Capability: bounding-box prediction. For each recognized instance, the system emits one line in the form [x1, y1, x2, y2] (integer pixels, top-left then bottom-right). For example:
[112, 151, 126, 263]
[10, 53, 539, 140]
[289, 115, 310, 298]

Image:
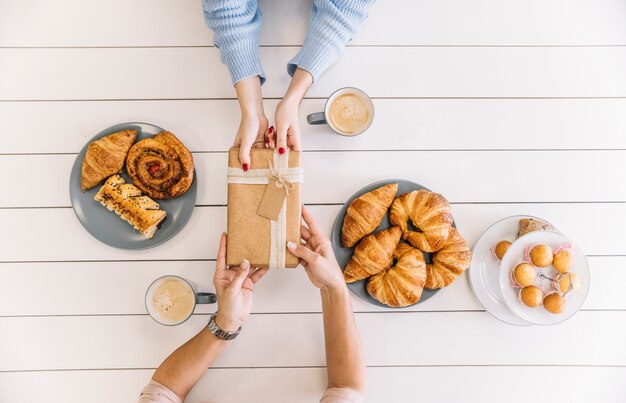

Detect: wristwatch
[207, 313, 241, 341]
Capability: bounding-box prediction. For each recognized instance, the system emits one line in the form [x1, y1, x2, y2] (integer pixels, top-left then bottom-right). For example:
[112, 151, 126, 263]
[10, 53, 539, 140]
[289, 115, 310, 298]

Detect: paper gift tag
[258, 178, 287, 221]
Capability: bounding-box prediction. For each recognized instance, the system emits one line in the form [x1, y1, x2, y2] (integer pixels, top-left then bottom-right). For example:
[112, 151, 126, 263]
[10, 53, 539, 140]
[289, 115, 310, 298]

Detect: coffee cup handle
[195, 292, 217, 304]
[307, 112, 327, 125]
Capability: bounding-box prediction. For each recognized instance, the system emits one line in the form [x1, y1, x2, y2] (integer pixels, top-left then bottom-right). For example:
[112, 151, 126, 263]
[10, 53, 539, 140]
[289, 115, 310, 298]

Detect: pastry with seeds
[94, 175, 166, 239]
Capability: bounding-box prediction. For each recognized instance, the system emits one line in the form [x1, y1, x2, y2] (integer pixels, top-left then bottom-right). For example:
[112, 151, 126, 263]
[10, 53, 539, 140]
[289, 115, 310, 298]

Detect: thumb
[231, 259, 251, 291]
[275, 124, 287, 155]
[239, 137, 254, 172]
[287, 241, 317, 264]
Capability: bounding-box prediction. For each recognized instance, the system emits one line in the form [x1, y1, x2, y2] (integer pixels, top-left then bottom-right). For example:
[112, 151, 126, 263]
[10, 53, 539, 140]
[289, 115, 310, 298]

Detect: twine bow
[267, 159, 295, 196]
[226, 149, 303, 269]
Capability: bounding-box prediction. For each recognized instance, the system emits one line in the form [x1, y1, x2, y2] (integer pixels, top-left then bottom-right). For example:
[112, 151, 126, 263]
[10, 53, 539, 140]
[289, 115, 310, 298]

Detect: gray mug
[145, 275, 216, 326]
[307, 87, 375, 136]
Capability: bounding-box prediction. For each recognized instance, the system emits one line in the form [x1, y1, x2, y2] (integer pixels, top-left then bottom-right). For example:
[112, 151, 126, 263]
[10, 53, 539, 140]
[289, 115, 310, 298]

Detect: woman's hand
[271, 98, 301, 153]
[234, 76, 270, 171]
[234, 112, 269, 171]
[287, 206, 345, 291]
[267, 68, 312, 154]
[213, 233, 269, 331]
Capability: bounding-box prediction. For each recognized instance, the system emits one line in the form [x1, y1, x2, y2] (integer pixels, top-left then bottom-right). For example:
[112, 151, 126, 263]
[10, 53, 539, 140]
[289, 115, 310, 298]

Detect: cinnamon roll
[126, 131, 194, 199]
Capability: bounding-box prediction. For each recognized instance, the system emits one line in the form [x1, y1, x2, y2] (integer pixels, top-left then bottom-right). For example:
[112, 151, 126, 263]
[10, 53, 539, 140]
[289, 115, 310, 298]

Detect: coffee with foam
[328, 93, 372, 135]
[147, 277, 195, 325]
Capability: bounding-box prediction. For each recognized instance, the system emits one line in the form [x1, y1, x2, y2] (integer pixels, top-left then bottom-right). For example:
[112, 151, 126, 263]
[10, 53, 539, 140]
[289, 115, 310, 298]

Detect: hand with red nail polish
[233, 77, 269, 170]
[272, 68, 312, 154]
[274, 100, 301, 153]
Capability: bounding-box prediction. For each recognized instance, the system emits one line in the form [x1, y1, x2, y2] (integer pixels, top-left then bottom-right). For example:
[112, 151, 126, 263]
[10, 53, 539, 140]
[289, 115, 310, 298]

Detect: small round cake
[494, 240, 511, 260]
[552, 249, 573, 273]
[511, 263, 536, 287]
[530, 244, 553, 267]
[543, 292, 566, 314]
[519, 285, 543, 307]
[554, 272, 581, 295]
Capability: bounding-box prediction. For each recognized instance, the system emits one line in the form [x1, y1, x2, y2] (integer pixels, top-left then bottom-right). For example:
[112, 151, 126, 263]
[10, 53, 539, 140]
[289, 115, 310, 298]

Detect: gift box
[227, 147, 303, 269]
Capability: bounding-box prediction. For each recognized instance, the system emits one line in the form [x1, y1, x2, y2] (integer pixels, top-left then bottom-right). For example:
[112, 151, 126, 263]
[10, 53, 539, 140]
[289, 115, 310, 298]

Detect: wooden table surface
[1, 1, 626, 402]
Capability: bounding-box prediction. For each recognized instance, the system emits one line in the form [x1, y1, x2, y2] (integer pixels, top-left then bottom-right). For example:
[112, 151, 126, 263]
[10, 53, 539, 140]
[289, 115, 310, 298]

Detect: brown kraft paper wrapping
[227, 147, 302, 268]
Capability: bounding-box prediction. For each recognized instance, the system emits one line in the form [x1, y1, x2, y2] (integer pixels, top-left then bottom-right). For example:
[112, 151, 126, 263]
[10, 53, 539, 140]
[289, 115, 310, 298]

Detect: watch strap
[207, 313, 241, 341]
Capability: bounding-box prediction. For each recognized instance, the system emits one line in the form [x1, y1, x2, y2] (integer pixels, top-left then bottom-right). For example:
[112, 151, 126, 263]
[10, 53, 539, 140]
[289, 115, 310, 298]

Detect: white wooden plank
[1, 311, 624, 370]
[2, 0, 625, 47]
[0, 0, 211, 48]
[0, 256, 621, 316]
[3, 150, 626, 208]
[452, 203, 626, 259]
[0, 203, 624, 262]
[3, 98, 626, 154]
[1, 366, 625, 403]
[0, 261, 470, 316]
[2, 47, 626, 100]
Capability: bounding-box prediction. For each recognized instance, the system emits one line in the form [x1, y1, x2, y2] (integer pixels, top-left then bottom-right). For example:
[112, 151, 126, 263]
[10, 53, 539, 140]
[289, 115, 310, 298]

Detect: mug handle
[307, 112, 327, 125]
[195, 292, 217, 304]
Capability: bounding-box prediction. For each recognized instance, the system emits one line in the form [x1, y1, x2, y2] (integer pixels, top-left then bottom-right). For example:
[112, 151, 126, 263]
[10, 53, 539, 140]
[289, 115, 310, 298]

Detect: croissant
[341, 183, 397, 248]
[126, 131, 194, 199]
[343, 226, 402, 283]
[367, 243, 427, 307]
[518, 218, 554, 238]
[94, 175, 167, 239]
[425, 227, 472, 288]
[81, 129, 137, 191]
[389, 190, 453, 252]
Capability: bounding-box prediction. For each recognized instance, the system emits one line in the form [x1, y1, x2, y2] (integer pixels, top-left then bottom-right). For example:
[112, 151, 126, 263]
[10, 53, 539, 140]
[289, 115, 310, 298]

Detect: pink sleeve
[320, 387, 364, 403]
[138, 380, 182, 403]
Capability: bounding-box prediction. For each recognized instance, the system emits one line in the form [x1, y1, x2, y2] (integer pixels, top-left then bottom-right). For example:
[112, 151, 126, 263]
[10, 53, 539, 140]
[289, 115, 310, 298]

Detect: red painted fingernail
[269, 126, 275, 134]
[243, 163, 249, 172]
[279, 147, 285, 154]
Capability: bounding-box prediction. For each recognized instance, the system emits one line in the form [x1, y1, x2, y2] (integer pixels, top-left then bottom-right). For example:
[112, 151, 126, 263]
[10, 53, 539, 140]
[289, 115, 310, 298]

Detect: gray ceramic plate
[331, 179, 444, 308]
[69, 122, 197, 250]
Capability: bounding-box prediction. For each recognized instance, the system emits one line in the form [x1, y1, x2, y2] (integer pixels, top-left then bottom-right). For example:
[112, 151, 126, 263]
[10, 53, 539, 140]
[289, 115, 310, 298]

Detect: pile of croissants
[341, 183, 472, 307]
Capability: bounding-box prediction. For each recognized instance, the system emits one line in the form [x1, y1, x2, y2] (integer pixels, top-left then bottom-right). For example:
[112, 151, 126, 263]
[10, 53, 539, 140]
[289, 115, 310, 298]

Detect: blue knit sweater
[203, 0, 374, 84]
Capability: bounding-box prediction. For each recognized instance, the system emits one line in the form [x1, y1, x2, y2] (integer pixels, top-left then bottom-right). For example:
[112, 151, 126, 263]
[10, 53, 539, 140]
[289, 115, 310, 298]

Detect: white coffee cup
[145, 275, 216, 326]
[307, 87, 375, 136]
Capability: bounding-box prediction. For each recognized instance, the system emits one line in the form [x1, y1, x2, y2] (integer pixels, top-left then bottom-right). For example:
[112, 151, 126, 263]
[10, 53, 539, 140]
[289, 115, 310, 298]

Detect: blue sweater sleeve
[203, 0, 265, 85]
[288, 0, 375, 82]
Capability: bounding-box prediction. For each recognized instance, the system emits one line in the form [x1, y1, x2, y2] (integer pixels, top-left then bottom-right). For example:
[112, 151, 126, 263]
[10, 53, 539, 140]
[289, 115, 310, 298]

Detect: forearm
[320, 285, 365, 392]
[283, 68, 313, 105]
[235, 76, 264, 116]
[287, 0, 374, 81]
[152, 327, 228, 401]
[202, 0, 264, 84]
